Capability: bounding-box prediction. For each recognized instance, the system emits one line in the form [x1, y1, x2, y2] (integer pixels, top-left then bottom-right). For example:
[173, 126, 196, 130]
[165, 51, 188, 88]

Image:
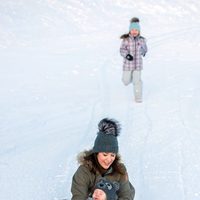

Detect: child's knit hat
[129, 22, 140, 31]
[129, 17, 140, 31]
[94, 178, 119, 200]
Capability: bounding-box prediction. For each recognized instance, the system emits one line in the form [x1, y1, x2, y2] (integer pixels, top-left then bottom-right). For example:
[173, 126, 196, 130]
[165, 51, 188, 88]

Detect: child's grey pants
[122, 70, 142, 100]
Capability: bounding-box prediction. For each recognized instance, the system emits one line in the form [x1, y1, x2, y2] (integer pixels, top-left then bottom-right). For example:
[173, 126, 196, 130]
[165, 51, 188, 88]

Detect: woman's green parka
[71, 150, 135, 200]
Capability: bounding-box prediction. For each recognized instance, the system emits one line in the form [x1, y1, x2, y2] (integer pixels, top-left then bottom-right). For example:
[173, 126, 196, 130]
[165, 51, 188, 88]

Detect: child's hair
[120, 17, 140, 39]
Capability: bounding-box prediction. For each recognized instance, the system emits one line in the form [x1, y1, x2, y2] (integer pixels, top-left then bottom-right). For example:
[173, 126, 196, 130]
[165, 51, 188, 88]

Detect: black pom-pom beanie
[92, 118, 121, 153]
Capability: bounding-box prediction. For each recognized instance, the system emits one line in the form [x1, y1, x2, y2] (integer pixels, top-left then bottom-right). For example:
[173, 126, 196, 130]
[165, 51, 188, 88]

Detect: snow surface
[1, 0, 200, 200]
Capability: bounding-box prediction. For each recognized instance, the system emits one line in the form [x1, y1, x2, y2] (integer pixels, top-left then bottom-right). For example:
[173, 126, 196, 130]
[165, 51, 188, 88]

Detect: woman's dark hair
[84, 152, 126, 176]
[111, 154, 126, 176]
[84, 152, 99, 174]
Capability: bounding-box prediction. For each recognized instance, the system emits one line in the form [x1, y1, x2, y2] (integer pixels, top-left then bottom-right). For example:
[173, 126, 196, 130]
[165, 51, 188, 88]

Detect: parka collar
[129, 34, 140, 40]
[102, 167, 113, 176]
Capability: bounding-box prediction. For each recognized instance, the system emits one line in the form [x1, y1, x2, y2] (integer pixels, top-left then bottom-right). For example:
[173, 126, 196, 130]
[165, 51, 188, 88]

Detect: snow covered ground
[1, 0, 200, 199]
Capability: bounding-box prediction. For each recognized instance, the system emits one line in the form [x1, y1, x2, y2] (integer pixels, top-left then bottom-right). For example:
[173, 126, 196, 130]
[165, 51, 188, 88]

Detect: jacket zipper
[134, 38, 137, 67]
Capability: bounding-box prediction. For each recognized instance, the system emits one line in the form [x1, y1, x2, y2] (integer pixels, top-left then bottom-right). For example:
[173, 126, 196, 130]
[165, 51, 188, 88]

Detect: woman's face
[97, 152, 116, 169]
[92, 189, 107, 200]
[130, 29, 139, 37]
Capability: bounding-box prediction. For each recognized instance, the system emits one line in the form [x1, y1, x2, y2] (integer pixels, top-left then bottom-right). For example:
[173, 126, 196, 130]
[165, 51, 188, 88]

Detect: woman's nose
[106, 156, 112, 162]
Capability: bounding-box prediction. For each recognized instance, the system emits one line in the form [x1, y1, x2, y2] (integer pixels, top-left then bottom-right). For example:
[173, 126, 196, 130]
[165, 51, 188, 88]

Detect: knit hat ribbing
[129, 22, 140, 31]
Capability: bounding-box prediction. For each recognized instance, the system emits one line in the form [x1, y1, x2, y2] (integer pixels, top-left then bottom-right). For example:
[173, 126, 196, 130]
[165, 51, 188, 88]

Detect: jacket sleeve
[71, 165, 93, 200]
[120, 39, 129, 58]
[140, 38, 148, 56]
[117, 164, 135, 200]
[118, 179, 135, 200]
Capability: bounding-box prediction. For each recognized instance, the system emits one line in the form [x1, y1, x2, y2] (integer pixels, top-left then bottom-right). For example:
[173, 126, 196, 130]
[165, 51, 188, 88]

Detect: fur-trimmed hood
[120, 33, 146, 40]
[77, 150, 95, 172]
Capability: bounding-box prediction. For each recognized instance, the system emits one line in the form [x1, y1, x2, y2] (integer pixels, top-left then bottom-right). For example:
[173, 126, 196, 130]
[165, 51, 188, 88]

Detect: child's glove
[126, 54, 133, 61]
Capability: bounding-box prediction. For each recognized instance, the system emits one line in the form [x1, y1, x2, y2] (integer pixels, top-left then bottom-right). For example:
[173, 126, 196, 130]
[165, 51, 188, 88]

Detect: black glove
[126, 54, 133, 61]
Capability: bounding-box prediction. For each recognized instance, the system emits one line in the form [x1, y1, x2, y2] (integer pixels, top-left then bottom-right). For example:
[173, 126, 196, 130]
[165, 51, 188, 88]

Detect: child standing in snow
[92, 178, 119, 200]
[120, 17, 147, 103]
[71, 118, 135, 200]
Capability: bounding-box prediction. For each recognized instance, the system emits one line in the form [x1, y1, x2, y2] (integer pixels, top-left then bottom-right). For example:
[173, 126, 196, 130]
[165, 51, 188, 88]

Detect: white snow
[0, 0, 200, 200]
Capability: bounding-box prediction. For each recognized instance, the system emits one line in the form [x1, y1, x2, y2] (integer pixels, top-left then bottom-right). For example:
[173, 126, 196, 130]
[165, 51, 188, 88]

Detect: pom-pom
[130, 17, 140, 23]
[98, 118, 121, 136]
